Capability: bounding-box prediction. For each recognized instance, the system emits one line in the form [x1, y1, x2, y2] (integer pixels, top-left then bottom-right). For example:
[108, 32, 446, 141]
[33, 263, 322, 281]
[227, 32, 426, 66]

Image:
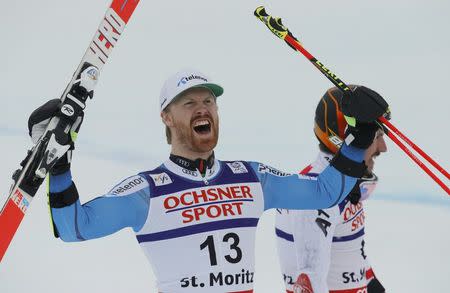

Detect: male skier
[28, 69, 389, 292]
[276, 86, 386, 293]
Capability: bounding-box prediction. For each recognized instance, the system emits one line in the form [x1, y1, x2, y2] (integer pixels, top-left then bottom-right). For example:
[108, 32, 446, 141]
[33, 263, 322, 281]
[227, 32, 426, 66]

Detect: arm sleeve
[291, 207, 339, 293]
[49, 171, 150, 242]
[251, 144, 365, 211]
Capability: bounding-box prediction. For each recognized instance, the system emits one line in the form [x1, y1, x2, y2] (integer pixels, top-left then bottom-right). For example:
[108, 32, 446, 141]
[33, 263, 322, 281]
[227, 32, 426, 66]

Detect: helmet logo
[329, 134, 343, 148]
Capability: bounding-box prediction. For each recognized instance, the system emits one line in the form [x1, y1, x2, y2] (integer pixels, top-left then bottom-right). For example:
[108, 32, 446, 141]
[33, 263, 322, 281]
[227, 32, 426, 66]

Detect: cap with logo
[159, 69, 224, 111]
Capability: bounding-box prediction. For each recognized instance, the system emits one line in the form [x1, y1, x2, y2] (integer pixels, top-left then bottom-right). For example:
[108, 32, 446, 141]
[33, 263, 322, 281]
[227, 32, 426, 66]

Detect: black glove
[341, 86, 390, 149]
[341, 86, 389, 123]
[28, 99, 84, 175]
[344, 122, 381, 149]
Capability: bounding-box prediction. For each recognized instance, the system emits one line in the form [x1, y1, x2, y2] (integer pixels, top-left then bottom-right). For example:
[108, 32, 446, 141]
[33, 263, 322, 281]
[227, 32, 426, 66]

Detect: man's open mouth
[193, 119, 211, 134]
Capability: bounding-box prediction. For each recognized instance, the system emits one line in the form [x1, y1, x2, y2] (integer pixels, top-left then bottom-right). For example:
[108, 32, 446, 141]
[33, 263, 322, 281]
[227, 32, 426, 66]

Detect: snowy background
[1, 0, 449, 292]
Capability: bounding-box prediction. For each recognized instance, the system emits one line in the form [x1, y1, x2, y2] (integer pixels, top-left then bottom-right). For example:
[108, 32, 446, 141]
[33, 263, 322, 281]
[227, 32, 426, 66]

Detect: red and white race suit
[276, 152, 379, 293]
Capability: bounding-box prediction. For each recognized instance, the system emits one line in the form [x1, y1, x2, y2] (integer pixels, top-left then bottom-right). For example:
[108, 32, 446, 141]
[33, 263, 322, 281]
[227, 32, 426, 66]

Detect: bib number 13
[200, 233, 242, 266]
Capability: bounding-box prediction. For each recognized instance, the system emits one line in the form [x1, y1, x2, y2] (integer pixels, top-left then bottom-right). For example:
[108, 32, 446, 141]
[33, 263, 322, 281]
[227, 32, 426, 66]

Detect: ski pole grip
[254, 6, 289, 41]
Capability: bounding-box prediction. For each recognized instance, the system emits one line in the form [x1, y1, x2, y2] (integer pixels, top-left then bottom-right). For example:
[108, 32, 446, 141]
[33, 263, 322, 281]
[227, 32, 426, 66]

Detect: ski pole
[379, 116, 449, 180]
[381, 124, 450, 194]
[254, 6, 450, 194]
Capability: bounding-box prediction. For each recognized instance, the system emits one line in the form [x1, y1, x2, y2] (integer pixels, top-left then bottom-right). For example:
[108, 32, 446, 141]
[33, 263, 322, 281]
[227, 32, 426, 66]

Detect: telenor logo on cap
[160, 69, 223, 112]
[177, 74, 208, 87]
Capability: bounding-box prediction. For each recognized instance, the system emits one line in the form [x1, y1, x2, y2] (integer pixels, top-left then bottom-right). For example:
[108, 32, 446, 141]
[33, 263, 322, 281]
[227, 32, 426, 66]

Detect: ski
[0, 0, 141, 262]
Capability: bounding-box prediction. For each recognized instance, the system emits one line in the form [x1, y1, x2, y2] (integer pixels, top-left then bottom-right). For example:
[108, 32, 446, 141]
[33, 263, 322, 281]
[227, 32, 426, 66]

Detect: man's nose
[194, 105, 209, 116]
[379, 136, 388, 153]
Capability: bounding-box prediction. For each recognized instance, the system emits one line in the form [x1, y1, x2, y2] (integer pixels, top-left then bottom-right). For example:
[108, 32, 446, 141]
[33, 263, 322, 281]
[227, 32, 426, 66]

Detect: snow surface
[1, 0, 449, 292]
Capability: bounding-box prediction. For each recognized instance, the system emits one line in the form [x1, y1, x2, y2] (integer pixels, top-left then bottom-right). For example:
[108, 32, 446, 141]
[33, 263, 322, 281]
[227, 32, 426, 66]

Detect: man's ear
[161, 110, 173, 127]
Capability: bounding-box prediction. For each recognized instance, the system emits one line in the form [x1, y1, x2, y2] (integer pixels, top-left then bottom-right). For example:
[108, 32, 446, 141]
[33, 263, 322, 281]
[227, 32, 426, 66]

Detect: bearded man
[28, 69, 389, 293]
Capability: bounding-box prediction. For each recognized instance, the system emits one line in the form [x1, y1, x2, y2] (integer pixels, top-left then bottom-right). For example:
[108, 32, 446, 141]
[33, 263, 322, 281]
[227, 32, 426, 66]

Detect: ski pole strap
[49, 182, 79, 208]
[330, 151, 367, 178]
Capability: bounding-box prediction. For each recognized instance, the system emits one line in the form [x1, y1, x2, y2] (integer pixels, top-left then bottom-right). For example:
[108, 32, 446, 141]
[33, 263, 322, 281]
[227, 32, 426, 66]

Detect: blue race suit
[49, 145, 364, 292]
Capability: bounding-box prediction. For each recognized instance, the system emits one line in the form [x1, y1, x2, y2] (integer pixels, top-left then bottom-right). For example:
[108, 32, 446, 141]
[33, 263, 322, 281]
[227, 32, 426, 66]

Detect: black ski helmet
[314, 86, 357, 154]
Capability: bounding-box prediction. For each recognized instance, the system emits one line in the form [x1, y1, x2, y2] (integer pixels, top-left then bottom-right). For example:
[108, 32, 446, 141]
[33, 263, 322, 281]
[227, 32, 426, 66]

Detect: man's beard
[173, 117, 219, 153]
[365, 151, 380, 176]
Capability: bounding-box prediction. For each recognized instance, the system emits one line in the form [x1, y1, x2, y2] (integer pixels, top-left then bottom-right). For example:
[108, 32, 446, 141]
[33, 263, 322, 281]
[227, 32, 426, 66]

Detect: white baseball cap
[159, 69, 224, 111]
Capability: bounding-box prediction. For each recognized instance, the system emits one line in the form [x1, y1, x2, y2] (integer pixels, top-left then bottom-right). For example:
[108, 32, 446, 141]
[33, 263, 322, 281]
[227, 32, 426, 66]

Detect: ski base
[0, 187, 31, 261]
